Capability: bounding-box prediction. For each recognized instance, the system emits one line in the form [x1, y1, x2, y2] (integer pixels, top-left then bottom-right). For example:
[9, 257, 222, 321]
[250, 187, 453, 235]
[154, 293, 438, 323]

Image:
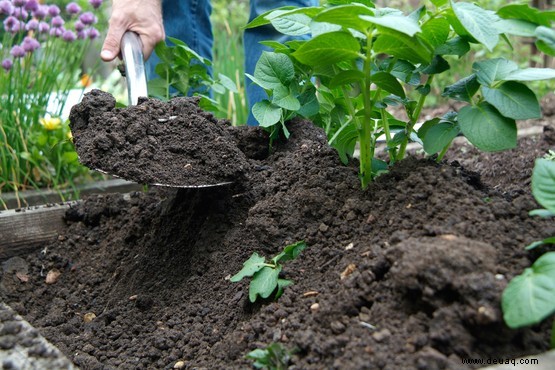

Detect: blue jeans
[146, 0, 319, 126]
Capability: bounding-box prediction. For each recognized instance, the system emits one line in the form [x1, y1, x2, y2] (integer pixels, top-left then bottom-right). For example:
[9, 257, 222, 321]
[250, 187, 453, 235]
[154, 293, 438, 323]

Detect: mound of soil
[69, 90, 249, 187]
[2, 94, 555, 369]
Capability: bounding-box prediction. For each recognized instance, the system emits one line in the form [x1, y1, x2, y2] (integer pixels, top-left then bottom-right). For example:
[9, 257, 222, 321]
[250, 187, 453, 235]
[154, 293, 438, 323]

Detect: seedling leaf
[254, 52, 296, 89]
[230, 253, 267, 282]
[502, 68, 555, 81]
[442, 74, 480, 102]
[473, 58, 519, 86]
[532, 159, 555, 213]
[451, 1, 500, 51]
[292, 31, 360, 66]
[502, 252, 555, 328]
[249, 266, 281, 302]
[273, 241, 307, 264]
[252, 100, 283, 127]
[482, 82, 541, 120]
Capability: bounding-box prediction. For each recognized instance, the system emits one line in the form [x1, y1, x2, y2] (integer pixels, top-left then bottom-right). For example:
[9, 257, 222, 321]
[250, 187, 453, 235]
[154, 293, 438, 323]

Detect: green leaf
[217, 73, 238, 93]
[502, 252, 555, 328]
[420, 17, 450, 49]
[313, 4, 375, 32]
[503, 68, 555, 82]
[297, 87, 320, 118]
[249, 266, 281, 302]
[526, 237, 555, 250]
[421, 55, 450, 75]
[271, 13, 312, 36]
[451, 1, 500, 51]
[275, 278, 293, 300]
[458, 102, 517, 152]
[273, 241, 307, 264]
[532, 158, 555, 213]
[422, 122, 460, 155]
[254, 52, 296, 89]
[529, 209, 555, 218]
[371, 72, 405, 98]
[230, 253, 267, 282]
[329, 70, 366, 88]
[536, 26, 555, 57]
[435, 36, 470, 56]
[62, 151, 79, 163]
[495, 19, 538, 37]
[252, 100, 283, 127]
[292, 32, 360, 66]
[482, 82, 541, 120]
[246, 6, 298, 29]
[272, 85, 301, 111]
[359, 14, 421, 37]
[442, 74, 480, 102]
[431, 0, 448, 7]
[497, 3, 552, 27]
[473, 58, 519, 86]
[373, 33, 433, 64]
[330, 123, 359, 164]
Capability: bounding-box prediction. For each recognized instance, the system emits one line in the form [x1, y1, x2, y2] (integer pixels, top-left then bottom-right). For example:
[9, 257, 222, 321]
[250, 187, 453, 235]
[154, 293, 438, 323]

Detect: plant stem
[397, 74, 435, 160]
[359, 31, 375, 189]
[380, 108, 397, 163]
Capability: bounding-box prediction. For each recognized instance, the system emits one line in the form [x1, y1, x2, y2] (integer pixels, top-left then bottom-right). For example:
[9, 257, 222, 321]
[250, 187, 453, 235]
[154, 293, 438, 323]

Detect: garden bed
[1, 92, 554, 369]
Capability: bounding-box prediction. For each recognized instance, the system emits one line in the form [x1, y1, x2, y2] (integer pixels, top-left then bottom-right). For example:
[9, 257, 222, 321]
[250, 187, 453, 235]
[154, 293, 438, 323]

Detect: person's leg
[146, 0, 213, 82]
[244, 0, 319, 126]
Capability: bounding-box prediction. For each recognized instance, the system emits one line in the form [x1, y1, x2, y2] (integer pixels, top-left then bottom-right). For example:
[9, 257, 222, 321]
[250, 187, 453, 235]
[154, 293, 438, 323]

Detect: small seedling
[246, 342, 292, 370]
[231, 241, 306, 303]
[502, 156, 555, 348]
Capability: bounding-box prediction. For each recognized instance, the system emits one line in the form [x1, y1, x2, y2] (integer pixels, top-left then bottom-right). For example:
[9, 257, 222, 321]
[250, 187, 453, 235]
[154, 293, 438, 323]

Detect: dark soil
[69, 90, 249, 187]
[1, 93, 555, 370]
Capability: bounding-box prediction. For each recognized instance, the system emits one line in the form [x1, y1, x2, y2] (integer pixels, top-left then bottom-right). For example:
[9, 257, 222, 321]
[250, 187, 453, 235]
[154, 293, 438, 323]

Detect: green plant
[502, 156, 555, 348]
[1, 0, 105, 205]
[246, 342, 292, 370]
[230, 241, 306, 303]
[147, 37, 238, 117]
[246, 0, 555, 189]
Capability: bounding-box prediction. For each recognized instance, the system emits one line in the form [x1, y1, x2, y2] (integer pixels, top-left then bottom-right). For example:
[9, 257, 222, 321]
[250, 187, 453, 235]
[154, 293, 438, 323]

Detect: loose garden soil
[1, 91, 555, 369]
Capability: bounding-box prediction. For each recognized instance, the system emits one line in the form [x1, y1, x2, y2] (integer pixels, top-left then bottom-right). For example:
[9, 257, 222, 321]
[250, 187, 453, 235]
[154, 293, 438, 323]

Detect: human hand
[101, 0, 165, 62]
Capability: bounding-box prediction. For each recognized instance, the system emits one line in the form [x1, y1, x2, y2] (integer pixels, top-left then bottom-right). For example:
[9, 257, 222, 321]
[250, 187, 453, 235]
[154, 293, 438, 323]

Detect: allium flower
[89, 0, 103, 9]
[66, 2, 81, 15]
[1, 58, 13, 72]
[77, 29, 87, 39]
[88, 28, 100, 40]
[38, 21, 49, 33]
[49, 27, 63, 38]
[13, 7, 28, 20]
[62, 29, 76, 42]
[13, 0, 27, 7]
[25, 19, 38, 30]
[32, 4, 47, 19]
[10, 45, 26, 58]
[24, 0, 38, 12]
[22, 36, 40, 52]
[79, 12, 96, 25]
[51, 15, 64, 28]
[4, 16, 21, 33]
[48, 4, 60, 17]
[74, 20, 84, 32]
[40, 117, 62, 131]
[0, 0, 14, 15]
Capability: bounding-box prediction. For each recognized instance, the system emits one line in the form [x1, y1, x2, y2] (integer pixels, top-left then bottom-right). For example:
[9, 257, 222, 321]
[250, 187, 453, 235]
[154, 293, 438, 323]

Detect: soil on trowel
[69, 90, 249, 187]
[2, 95, 555, 369]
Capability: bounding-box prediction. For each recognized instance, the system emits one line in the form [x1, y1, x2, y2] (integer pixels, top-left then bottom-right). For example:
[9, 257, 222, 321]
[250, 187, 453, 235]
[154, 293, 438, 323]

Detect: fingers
[100, 0, 165, 62]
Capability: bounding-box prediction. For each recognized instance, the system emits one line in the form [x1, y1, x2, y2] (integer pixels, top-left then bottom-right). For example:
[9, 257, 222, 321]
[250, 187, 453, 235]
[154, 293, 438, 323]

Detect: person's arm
[100, 0, 165, 62]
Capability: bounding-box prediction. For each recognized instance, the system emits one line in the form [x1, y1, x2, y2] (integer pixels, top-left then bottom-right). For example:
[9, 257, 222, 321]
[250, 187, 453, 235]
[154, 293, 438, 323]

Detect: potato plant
[246, 0, 555, 189]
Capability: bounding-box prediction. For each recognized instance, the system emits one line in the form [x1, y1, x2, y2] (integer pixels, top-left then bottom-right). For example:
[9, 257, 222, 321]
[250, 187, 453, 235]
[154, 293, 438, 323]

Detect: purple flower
[2, 58, 13, 72]
[25, 19, 38, 31]
[0, 0, 14, 15]
[62, 29, 76, 42]
[13, 0, 27, 7]
[22, 36, 40, 52]
[48, 4, 60, 17]
[88, 27, 100, 40]
[10, 45, 26, 58]
[13, 7, 28, 20]
[4, 16, 21, 33]
[79, 12, 96, 26]
[77, 29, 87, 39]
[66, 2, 81, 15]
[49, 27, 64, 38]
[51, 15, 64, 28]
[32, 4, 47, 19]
[24, 0, 38, 12]
[89, 0, 103, 9]
[38, 21, 49, 33]
[74, 20, 85, 32]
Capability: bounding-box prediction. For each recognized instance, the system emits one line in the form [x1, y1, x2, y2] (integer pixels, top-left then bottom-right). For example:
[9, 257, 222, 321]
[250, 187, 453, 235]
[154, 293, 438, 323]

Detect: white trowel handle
[121, 31, 148, 106]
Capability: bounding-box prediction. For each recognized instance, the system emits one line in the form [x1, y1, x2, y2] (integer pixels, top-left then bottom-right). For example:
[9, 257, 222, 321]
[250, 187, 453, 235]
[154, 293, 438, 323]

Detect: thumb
[101, 27, 124, 61]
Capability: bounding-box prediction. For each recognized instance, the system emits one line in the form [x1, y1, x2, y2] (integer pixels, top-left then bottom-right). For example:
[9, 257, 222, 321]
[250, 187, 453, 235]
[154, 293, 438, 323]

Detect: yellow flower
[67, 130, 73, 142]
[39, 117, 62, 131]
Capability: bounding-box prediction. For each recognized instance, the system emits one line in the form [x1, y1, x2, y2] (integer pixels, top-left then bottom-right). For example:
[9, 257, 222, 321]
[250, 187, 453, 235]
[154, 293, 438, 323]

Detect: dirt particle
[83, 313, 96, 323]
[372, 328, 391, 342]
[45, 269, 61, 284]
[340, 264, 357, 280]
